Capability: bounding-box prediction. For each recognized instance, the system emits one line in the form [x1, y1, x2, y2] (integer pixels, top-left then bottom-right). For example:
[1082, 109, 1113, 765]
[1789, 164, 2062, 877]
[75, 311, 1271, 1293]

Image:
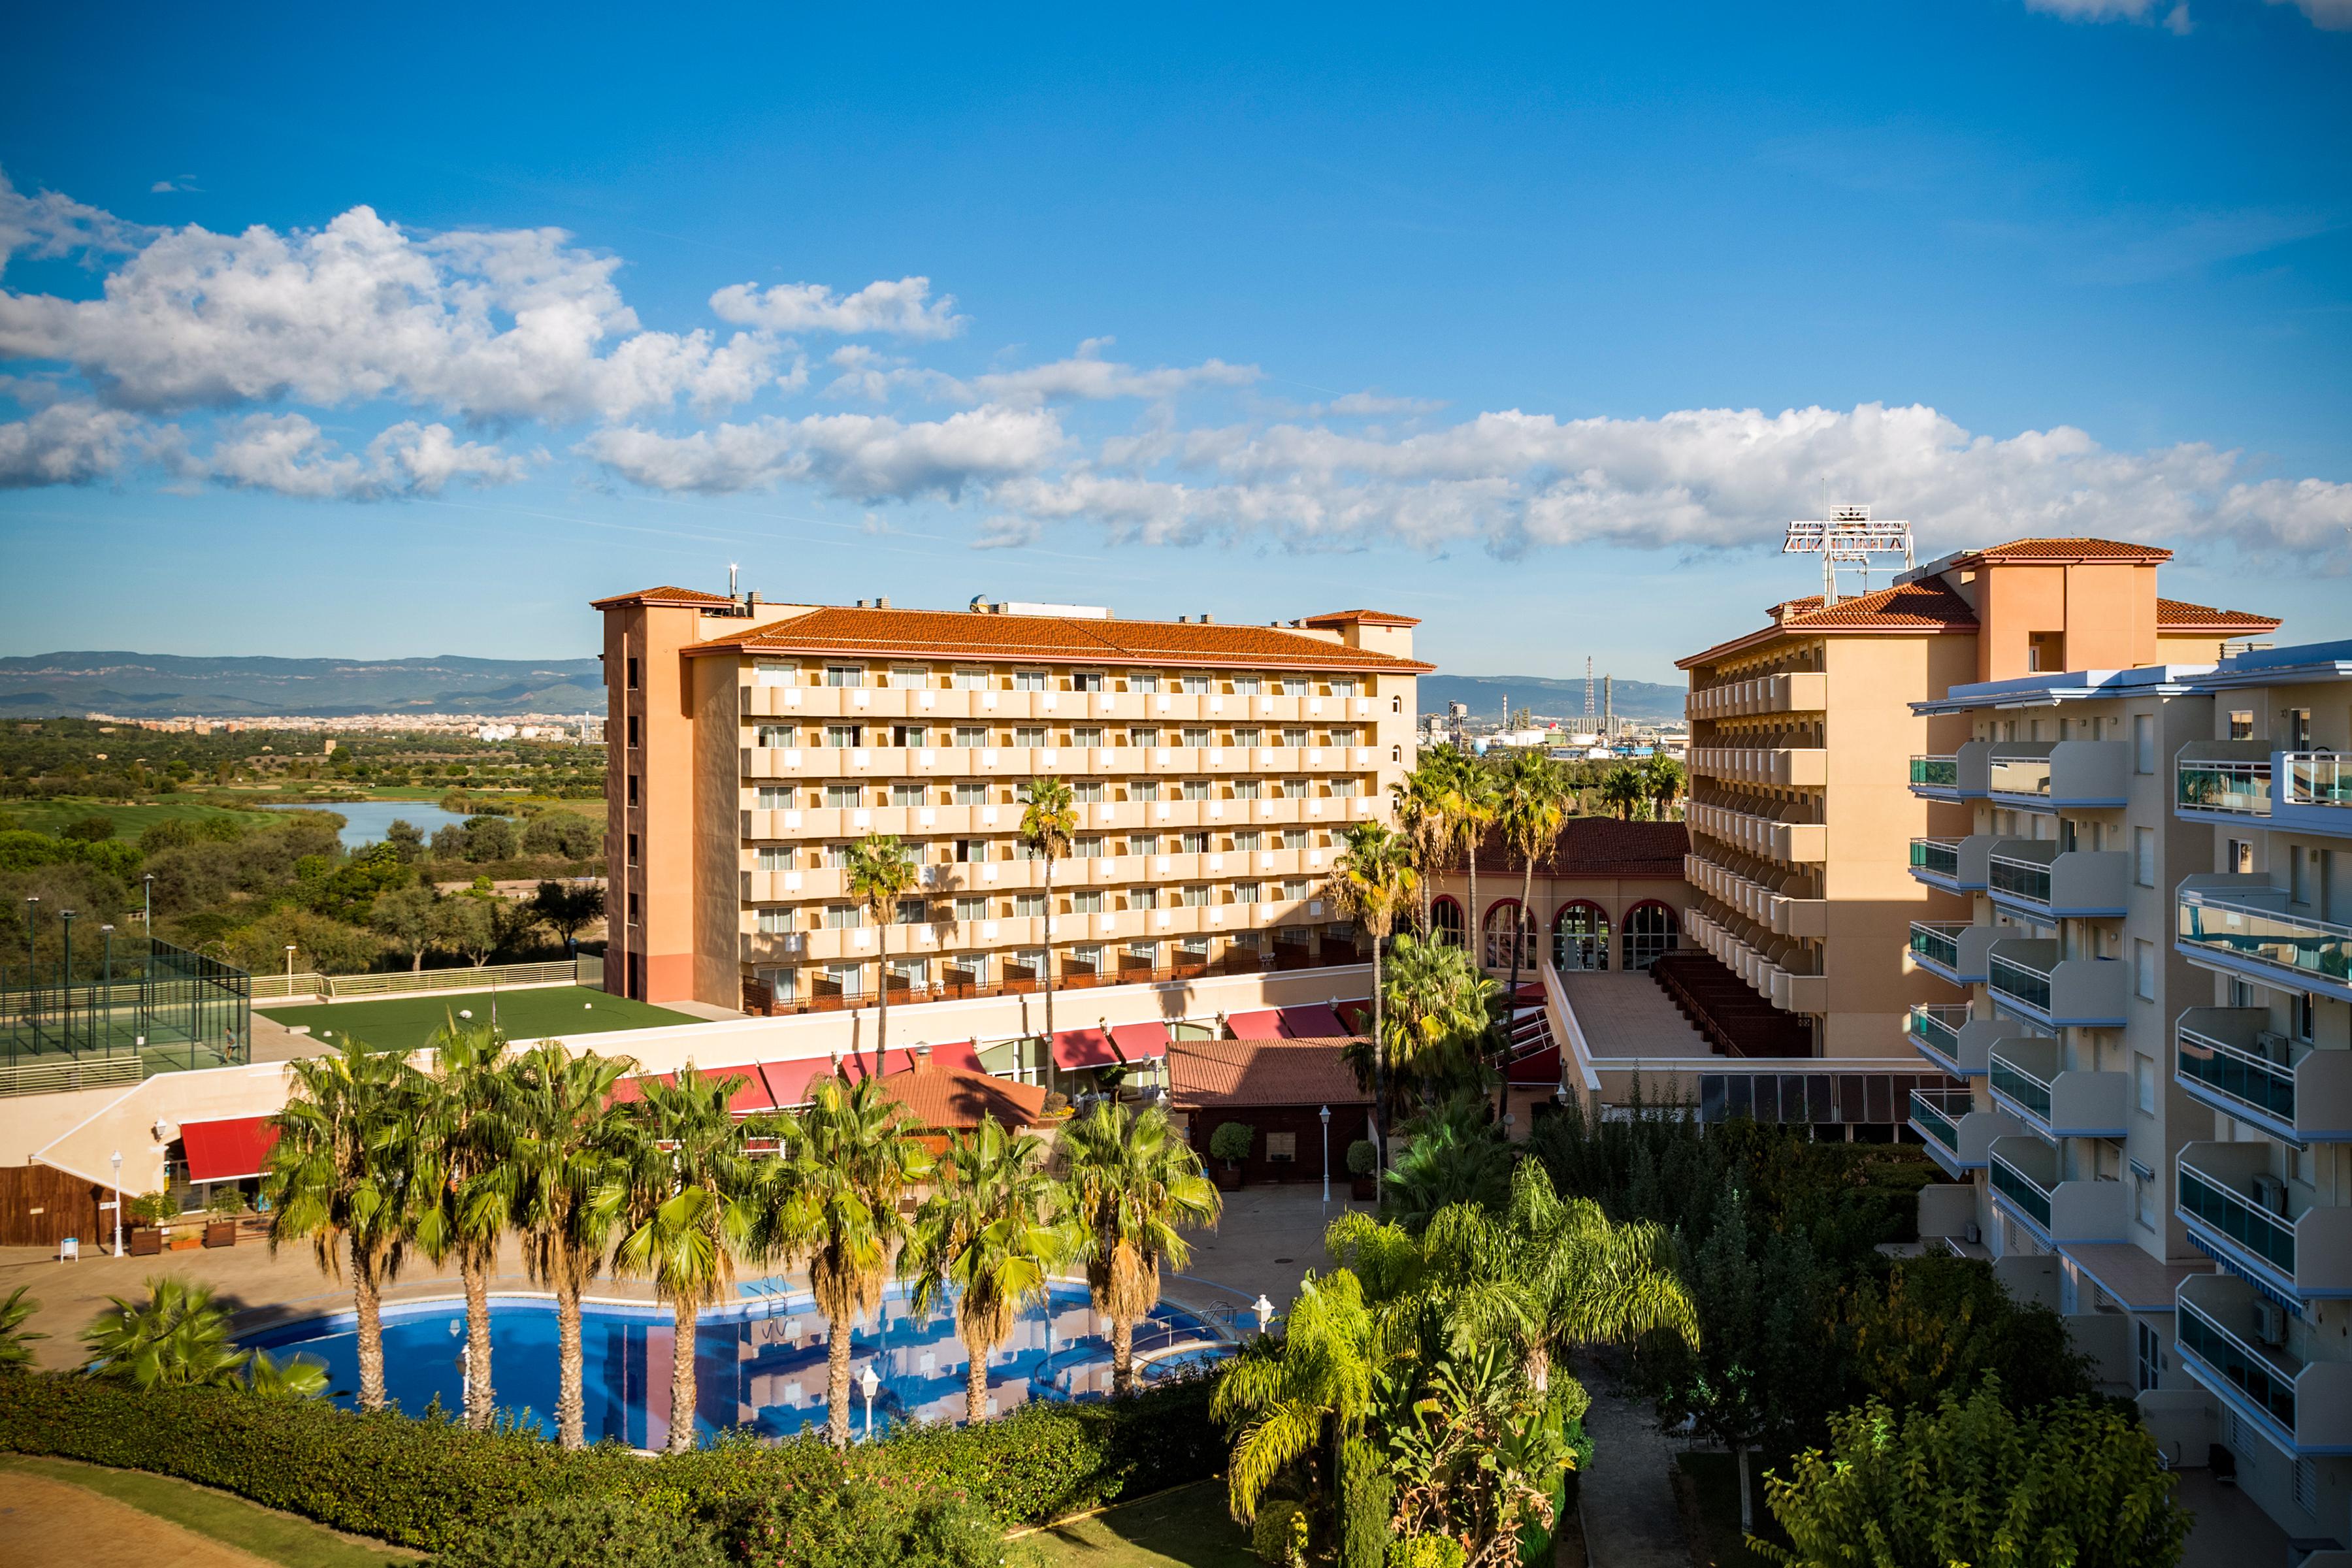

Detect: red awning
[756, 1043, 984, 1108]
[1050, 1027, 1120, 1070]
[608, 1071, 677, 1105]
[759, 1056, 837, 1108]
[1110, 1021, 1170, 1060]
[613, 1066, 774, 1115]
[1277, 1004, 1348, 1039]
[181, 1117, 279, 1183]
[1507, 1045, 1562, 1086]
[1224, 1009, 1285, 1041]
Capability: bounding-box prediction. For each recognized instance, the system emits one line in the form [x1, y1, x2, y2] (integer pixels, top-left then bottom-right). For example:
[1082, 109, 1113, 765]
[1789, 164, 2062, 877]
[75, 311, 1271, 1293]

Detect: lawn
[258, 984, 698, 1051]
[0, 1453, 419, 1567]
[1, 794, 277, 838]
[1026, 1482, 1256, 1568]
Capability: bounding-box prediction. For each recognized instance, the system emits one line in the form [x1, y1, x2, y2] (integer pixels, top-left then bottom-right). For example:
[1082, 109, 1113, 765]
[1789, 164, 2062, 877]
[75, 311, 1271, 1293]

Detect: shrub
[1345, 1139, 1378, 1177]
[724, 1469, 1039, 1568]
[60, 815, 116, 842]
[1252, 1498, 1307, 1567]
[432, 1495, 726, 1568]
[1209, 1122, 1255, 1166]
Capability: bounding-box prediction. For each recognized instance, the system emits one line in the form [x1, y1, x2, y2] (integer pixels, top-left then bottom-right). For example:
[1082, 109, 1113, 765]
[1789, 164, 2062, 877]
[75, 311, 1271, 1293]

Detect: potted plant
[203, 1187, 244, 1248]
[1346, 1138, 1379, 1201]
[126, 1191, 173, 1256]
[1208, 1121, 1254, 1190]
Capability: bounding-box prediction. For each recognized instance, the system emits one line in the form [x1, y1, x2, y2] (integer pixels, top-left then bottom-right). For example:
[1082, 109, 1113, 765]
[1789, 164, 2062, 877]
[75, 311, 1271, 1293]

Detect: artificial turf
[257, 985, 698, 1051]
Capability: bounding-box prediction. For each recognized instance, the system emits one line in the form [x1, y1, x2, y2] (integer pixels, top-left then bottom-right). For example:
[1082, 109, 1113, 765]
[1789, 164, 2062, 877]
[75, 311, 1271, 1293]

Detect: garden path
[1576, 1371, 1691, 1568]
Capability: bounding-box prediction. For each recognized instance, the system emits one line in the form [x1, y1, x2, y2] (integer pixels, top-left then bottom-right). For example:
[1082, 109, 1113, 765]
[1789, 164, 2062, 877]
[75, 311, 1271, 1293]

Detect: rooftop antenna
[728, 562, 740, 598]
[1783, 504, 1913, 606]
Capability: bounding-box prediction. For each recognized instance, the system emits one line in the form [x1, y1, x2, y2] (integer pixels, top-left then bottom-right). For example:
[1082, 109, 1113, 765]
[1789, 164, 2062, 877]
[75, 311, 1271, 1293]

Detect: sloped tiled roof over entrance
[589, 585, 742, 609]
[2156, 597, 2281, 632]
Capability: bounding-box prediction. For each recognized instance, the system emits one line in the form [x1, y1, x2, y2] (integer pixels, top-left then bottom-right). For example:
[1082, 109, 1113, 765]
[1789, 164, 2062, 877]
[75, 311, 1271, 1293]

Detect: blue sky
[3, 0, 2347, 683]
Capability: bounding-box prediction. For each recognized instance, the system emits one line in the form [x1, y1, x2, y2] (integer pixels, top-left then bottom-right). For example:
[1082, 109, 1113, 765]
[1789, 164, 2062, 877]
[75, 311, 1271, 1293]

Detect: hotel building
[593, 588, 1428, 1020]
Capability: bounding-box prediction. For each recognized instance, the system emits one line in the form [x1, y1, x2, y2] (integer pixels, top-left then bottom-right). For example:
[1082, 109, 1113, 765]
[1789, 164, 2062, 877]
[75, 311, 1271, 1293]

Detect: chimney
[855, 598, 868, 609]
[1200, 612, 1213, 624]
[877, 596, 892, 610]
[915, 1040, 931, 1060]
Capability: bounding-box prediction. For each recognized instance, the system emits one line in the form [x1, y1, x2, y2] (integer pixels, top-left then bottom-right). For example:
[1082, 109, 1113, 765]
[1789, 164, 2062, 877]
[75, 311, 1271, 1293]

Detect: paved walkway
[1559, 972, 1707, 1059]
[1575, 1366, 1691, 1568]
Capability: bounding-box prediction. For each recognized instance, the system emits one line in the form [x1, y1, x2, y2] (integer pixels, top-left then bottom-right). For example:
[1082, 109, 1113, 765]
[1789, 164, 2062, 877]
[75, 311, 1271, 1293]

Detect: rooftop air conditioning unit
[2254, 1030, 2291, 1064]
[2251, 1173, 2289, 1217]
[2255, 1298, 2287, 1349]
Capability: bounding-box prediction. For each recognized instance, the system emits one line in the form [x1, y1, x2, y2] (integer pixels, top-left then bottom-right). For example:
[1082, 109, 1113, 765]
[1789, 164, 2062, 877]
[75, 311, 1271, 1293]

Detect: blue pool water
[263, 800, 470, 849]
[240, 1281, 1230, 1448]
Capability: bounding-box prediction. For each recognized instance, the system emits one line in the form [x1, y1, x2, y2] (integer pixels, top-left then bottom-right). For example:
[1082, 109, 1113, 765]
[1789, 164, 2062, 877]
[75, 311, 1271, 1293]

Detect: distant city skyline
[3, 1, 2348, 683]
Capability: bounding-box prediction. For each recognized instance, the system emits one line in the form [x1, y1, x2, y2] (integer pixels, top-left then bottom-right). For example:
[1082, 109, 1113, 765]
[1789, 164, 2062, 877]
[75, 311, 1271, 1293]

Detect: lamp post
[284, 944, 297, 986]
[858, 1361, 881, 1442]
[110, 1149, 123, 1258]
[1318, 1104, 1331, 1209]
[1252, 1294, 1275, 1337]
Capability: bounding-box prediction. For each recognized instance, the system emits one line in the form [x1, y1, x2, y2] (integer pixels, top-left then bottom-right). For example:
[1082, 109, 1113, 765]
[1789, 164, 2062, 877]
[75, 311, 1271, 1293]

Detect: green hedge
[0, 1369, 1222, 1553]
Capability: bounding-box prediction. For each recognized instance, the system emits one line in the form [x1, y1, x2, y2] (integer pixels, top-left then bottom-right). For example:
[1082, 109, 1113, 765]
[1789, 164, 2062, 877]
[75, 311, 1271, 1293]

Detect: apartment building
[1678, 539, 2276, 1059]
[594, 588, 1428, 1017]
[2166, 640, 2352, 1541]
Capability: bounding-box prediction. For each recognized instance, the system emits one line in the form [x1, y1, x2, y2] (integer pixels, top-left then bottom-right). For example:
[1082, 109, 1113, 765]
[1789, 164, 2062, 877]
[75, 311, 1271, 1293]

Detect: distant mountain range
[0, 652, 605, 718]
[1420, 673, 1684, 724]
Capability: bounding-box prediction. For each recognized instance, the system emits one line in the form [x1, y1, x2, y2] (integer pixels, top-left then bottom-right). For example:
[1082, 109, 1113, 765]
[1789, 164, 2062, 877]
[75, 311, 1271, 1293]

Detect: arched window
[1624, 901, 1681, 971]
[1482, 900, 1533, 970]
[1553, 901, 1611, 972]
[1429, 896, 1465, 948]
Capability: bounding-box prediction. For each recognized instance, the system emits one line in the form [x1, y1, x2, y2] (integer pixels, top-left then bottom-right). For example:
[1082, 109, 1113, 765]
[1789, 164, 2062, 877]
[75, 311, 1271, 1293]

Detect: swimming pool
[240, 1281, 1232, 1448]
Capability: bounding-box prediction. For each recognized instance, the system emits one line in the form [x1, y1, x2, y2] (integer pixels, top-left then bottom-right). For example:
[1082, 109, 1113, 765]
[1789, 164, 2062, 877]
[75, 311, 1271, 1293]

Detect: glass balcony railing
[2178, 1158, 2296, 1275]
[2178, 1294, 2299, 1433]
[2178, 893, 2352, 991]
[1909, 755, 1958, 788]
[1989, 855, 2053, 904]
[1990, 1151, 2053, 1230]
[2178, 758, 2273, 816]
[1910, 1087, 1969, 1154]
[1909, 837, 1961, 878]
[1908, 922, 1965, 969]
[1989, 955, 2053, 1014]
[1989, 1051, 2053, 1123]
[2178, 1021, 2296, 1123]
[2286, 752, 2352, 809]
[1908, 1004, 1969, 1060]
[1989, 757, 2053, 799]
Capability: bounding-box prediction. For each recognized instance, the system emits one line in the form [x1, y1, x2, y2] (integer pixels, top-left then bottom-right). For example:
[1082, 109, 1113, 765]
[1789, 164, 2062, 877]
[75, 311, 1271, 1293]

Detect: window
[1129, 670, 1160, 692]
[825, 724, 859, 748]
[954, 896, 987, 922]
[1182, 778, 1211, 800]
[2289, 708, 2312, 749]
[1233, 675, 1262, 696]
[1283, 877, 1309, 898]
[1278, 777, 1307, 798]
[2228, 837, 2253, 874]
[2136, 1322, 2164, 1392]
[1130, 832, 1158, 857]
[1013, 669, 1049, 692]
[2134, 1054, 2156, 1115]
[952, 667, 990, 690]
[1184, 727, 1212, 747]
[954, 725, 987, 748]
[627, 715, 640, 748]
[1278, 676, 1309, 697]
[1233, 828, 1262, 852]
[2134, 826, 2155, 887]
[1233, 881, 1261, 904]
[1130, 886, 1159, 909]
[2229, 710, 2255, 741]
[1073, 836, 1106, 858]
[628, 892, 640, 925]
[2134, 939, 2155, 1001]
[1014, 725, 1047, 746]
[1073, 890, 1105, 915]
[891, 783, 924, 808]
[626, 656, 640, 691]
[1233, 727, 1262, 747]
[953, 781, 986, 806]
[888, 665, 928, 690]
[1073, 725, 1103, 747]
[1279, 827, 1307, 850]
[2291, 845, 2311, 906]
[755, 785, 792, 809]
[758, 966, 797, 1002]
[1181, 883, 1209, 907]
[891, 724, 926, 747]
[1130, 726, 1159, 747]
[1233, 778, 1263, 800]
[894, 897, 926, 925]
[951, 837, 985, 863]
[755, 907, 791, 934]
[1075, 779, 1107, 803]
[825, 784, 861, 808]
[2295, 991, 2316, 1042]
[627, 774, 639, 807]
[1132, 779, 1161, 802]
[757, 846, 792, 871]
[826, 964, 863, 998]
[1331, 677, 1356, 697]
[754, 661, 795, 687]
[1071, 671, 1105, 693]
[627, 832, 639, 866]
[825, 904, 859, 929]
[1265, 1132, 1298, 1162]
[1180, 672, 1211, 695]
[1282, 727, 1309, 746]
[2133, 713, 2155, 774]
[755, 723, 792, 747]
[2133, 1168, 2155, 1229]
[1013, 892, 1046, 917]
[825, 664, 866, 688]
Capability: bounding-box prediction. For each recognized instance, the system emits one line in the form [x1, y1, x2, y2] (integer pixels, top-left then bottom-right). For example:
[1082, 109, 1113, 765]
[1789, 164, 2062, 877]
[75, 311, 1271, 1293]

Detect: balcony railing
[2178, 1013, 2296, 1124]
[2177, 757, 2273, 817]
[1987, 741, 2129, 810]
[1910, 837, 1960, 877]
[1909, 755, 1957, 789]
[1908, 922, 1965, 970]
[2287, 752, 2352, 809]
[1987, 1051, 2053, 1124]
[1988, 853, 2051, 904]
[2177, 883, 2352, 1000]
[1908, 1004, 1970, 1065]
[1989, 954, 2051, 1014]
[1989, 1148, 2054, 1231]
[1909, 1086, 1970, 1156]
[2177, 1154, 2296, 1276]
[2177, 1287, 2299, 1435]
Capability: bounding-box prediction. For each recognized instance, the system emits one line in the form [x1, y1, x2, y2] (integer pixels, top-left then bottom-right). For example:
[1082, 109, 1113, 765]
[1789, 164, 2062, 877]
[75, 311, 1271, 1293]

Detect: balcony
[743, 795, 1376, 844]
[2176, 876, 2352, 1005]
[1908, 739, 1990, 801]
[1986, 740, 2130, 812]
[1684, 670, 1827, 721]
[1688, 801, 1825, 866]
[1688, 747, 1827, 789]
[742, 685, 1388, 727]
[2176, 1007, 2352, 1144]
[1909, 1086, 2024, 1176]
[1907, 1004, 1978, 1075]
[1684, 907, 1826, 1014]
[2176, 1143, 2352, 1301]
[2175, 1274, 2352, 1456]
[1986, 841, 2130, 920]
[1986, 1036, 2127, 1137]
[2175, 742, 2274, 824]
[1907, 921, 1995, 985]
[1988, 1135, 2129, 1245]
[1908, 834, 1991, 893]
[1683, 853, 1825, 939]
[1987, 939, 2129, 1029]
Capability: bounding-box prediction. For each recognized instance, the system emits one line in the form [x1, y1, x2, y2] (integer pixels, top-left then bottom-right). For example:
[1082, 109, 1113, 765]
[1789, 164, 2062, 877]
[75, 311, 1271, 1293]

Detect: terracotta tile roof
[590, 585, 742, 610]
[2157, 597, 2281, 632]
[1300, 609, 1422, 627]
[1678, 579, 1978, 668]
[876, 1064, 1047, 1132]
[681, 604, 1433, 672]
[1956, 538, 2174, 564]
[1168, 1035, 1369, 1110]
[1445, 818, 1690, 878]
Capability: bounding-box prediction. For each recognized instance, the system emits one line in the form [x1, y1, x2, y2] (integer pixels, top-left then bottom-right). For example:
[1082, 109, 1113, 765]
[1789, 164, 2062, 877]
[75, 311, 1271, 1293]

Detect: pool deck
[0, 1181, 1354, 1371]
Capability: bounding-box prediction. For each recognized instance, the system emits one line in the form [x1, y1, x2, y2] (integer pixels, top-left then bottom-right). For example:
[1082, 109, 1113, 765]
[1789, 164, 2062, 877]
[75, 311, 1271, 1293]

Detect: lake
[264, 800, 473, 849]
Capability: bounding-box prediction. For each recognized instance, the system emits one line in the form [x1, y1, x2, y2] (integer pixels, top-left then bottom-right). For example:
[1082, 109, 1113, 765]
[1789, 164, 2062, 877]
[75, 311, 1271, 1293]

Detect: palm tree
[1492, 752, 1569, 1113]
[845, 833, 921, 1070]
[1360, 933, 1496, 1119]
[905, 1115, 1070, 1424]
[1212, 1268, 1379, 1526]
[1442, 755, 1499, 964]
[765, 1073, 930, 1447]
[1389, 751, 1460, 933]
[410, 1019, 512, 1429]
[81, 1276, 250, 1389]
[244, 1349, 331, 1398]
[1600, 762, 1647, 822]
[1060, 1100, 1222, 1396]
[0, 1284, 46, 1371]
[483, 1042, 635, 1449]
[613, 1064, 759, 1452]
[1643, 754, 1686, 822]
[264, 1036, 429, 1412]
[1328, 821, 1417, 1158]
[1018, 775, 1077, 1096]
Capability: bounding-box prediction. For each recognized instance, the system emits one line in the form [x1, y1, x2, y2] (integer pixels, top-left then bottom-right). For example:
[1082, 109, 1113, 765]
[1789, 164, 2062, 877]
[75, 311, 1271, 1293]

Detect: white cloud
[0, 168, 156, 264]
[583, 404, 1063, 499]
[2025, 0, 2191, 27]
[708, 275, 966, 340]
[0, 400, 141, 487]
[203, 413, 529, 499]
[967, 338, 1260, 407]
[2270, 0, 2352, 26]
